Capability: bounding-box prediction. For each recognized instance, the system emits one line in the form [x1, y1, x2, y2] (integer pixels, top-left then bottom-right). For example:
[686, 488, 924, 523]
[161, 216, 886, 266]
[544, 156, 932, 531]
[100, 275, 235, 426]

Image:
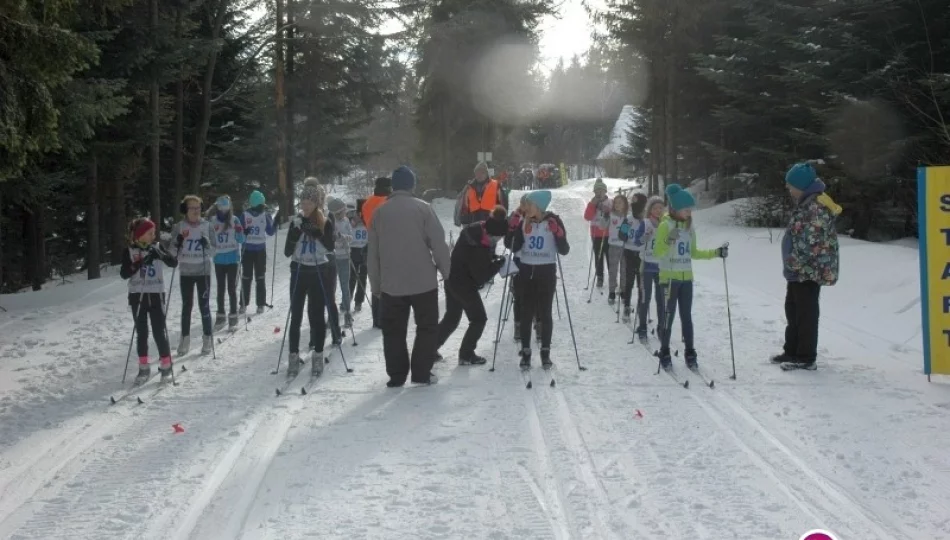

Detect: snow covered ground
[0, 178, 948, 540]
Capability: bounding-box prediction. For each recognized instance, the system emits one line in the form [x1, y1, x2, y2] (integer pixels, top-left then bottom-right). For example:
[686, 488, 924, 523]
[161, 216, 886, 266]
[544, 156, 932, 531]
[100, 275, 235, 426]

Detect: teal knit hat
[665, 184, 695, 212]
[785, 162, 817, 191]
[526, 190, 552, 213]
[593, 178, 607, 192]
[249, 190, 265, 207]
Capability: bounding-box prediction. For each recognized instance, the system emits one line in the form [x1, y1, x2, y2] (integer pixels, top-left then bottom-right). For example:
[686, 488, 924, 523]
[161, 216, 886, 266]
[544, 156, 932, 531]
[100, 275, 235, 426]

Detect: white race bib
[213, 218, 240, 253]
[350, 224, 368, 248]
[127, 247, 165, 294]
[519, 220, 557, 266]
[177, 221, 209, 264]
[667, 228, 692, 272]
[243, 213, 268, 245]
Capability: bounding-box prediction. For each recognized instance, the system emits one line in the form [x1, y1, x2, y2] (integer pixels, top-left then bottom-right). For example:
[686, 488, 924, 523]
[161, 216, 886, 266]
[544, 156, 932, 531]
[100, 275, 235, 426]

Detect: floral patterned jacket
[781, 180, 842, 285]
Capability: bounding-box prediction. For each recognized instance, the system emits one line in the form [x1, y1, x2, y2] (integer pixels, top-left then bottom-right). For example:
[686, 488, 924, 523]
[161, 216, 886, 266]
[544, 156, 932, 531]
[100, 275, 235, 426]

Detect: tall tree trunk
[173, 7, 185, 215]
[25, 205, 46, 291]
[664, 56, 676, 186]
[275, 0, 289, 218]
[0, 187, 4, 293]
[149, 0, 161, 226]
[189, 0, 229, 193]
[285, 0, 295, 189]
[110, 173, 127, 266]
[87, 151, 101, 280]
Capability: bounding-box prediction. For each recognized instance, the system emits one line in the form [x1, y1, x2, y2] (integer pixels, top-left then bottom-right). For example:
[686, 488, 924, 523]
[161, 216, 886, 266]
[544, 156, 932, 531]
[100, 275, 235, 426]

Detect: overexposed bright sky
[537, 0, 605, 72]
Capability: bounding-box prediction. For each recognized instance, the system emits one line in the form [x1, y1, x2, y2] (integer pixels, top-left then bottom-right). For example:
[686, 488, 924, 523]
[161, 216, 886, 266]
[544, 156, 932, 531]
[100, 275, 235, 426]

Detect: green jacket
[653, 215, 716, 282]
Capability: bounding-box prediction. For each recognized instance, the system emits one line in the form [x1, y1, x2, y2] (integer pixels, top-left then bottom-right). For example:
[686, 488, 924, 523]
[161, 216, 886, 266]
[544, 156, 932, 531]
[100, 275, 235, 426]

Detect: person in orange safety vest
[454, 161, 509, 227]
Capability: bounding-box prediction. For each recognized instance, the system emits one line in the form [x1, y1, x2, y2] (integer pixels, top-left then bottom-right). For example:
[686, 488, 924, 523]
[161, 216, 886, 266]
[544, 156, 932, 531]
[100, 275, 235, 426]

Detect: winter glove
[619, 222, 630, 239]
[234, 224, 244, 234]
[716, 245, 729, 258]
[287, 222, 302, 243]
[490, 256, 505, 274]
[199, 237, 210, 249]
[547, 216, 564, 239]
[665, 227, 682, 245]
[175, 234, 184, 248]
[632, 221, 646, 246]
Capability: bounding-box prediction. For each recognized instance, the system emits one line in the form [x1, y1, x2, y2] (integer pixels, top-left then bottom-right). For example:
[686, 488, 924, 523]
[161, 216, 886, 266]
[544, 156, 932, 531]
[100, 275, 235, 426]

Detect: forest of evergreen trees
[1, 0, 947, 292]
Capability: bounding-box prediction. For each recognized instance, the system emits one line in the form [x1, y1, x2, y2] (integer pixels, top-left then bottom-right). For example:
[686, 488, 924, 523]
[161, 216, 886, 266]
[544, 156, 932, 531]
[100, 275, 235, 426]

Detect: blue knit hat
[391, 166, 416, 192]
[785, 162, 817, 191]
[249, 190, 265, 207]
[665, 184, 695, 211]
[215, 195, 231, 209]
[526, 190, 552, 213]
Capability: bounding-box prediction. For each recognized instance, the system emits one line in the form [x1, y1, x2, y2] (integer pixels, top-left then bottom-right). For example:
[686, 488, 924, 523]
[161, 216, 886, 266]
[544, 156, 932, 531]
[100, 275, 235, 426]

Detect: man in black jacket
[436, 206, 508, 365]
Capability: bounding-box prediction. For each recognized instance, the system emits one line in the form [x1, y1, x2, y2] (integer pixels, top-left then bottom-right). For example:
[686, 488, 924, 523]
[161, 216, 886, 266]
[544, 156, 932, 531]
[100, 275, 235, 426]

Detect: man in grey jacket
[369, 166, 451, 387]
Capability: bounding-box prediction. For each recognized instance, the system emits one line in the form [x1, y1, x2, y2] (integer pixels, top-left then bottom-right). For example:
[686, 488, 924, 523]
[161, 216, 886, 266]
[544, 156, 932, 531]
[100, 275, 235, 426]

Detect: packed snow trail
[0, 180, 948, 539]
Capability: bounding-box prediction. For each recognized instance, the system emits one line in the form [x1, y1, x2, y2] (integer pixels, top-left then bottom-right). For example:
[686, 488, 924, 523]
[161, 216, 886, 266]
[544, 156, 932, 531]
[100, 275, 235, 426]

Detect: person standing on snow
[170, 195, 217, 356]
[635, 196, 667, 342]
[208, 195, 245, 332]
[583, 179, 612, 288]
[511, 190, 570, 368]
[362, 177, 391, 328]
[504, 195, 530, 342]
[618, 193, 648, 323]
[283, 182, 332, 379]
[369, 166, 451, 387]
[121, 218, 178, 385]
[348, 199, 370, 313]
[328, 197, 355, 329]
[454, 161, 509, 227]
[653, 184, 727, 371]
[604, 194, 629, 306]
[240, 190, 276, 315]
[436, 206, 509, 366]
[772, 162, 841, 371]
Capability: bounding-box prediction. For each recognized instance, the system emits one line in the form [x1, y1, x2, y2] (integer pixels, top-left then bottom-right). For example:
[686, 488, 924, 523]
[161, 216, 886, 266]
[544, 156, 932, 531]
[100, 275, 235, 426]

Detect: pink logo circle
[800, 530, 838, 540]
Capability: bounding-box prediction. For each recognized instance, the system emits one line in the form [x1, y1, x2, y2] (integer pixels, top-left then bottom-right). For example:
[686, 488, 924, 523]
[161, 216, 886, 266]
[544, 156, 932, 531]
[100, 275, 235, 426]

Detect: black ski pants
[289, 264, 327, 354]
[130, 293, 171, 358]
[381, 288, 440, 384]
[215, 263, 238, 315]
[592, 236, 609, 280]
[519, 264, 557, 351]
[322, 257, 342, 343]
[784, 281, 821, 362]
[180, 274, 212, 337]
[437, 282, 488, 359]
[241, 249, 268, 308]
[620, 250, 642, 308]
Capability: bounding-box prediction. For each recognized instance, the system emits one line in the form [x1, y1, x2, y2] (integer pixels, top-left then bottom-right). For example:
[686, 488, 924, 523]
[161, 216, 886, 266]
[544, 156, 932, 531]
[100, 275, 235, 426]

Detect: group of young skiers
[120, 181, 374, 386]
[583, 178, 728, 371]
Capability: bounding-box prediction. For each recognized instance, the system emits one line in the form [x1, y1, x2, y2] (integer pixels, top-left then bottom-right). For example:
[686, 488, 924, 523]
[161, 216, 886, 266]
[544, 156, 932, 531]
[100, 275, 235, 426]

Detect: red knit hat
[132, 218, 156, 241]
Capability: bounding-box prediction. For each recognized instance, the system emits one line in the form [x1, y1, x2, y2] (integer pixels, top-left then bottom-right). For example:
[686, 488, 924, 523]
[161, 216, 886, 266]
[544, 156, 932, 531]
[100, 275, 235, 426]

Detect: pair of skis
[521, 362, 556, 389]
[109, 356, 195, 405]
[275, 351, 331, 396]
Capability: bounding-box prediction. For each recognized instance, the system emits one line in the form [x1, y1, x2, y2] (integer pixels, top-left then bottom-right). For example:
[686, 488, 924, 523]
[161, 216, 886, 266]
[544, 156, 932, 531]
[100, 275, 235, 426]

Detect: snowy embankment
[0, 178, 947, 540]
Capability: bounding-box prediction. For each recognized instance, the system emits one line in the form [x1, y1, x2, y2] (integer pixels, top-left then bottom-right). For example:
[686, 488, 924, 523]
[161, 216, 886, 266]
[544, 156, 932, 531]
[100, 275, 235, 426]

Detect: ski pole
[586, 237, 607, 303]
[122, 290, 147, 384]
[490, 259, 513, 372]
[273, 260, 301, 375]
[556, 254, 585, 371]
[160, 264, 179, 387]
[582, 244, 593, 291]
[269, 216, 278, 309]
[317, 262, 353, 373]
[721, 243, 737, 380]
[202, 243, 217, 360]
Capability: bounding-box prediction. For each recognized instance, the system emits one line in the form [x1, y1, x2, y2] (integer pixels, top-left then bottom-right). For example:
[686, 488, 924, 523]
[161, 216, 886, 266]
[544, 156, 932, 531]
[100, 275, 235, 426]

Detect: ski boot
[540, 348, 553, 369]
[354, 303, 362, 313]
[596, 275, 604, 288]
[256, 305, 266, 315]
[311, 350, 324, 377]
[434, 352, 444, 363]
[685, 349, 698, 370]
[636, 325, 648, 342]
[459, 353, 487, 366]
[177, 336, 190, 357]
[228, 313, 238, 331]
[133, 360, 151, 386]
[608, 291, 616, 306]
[770, 353, 795, 364]
[519, 348, 531, 369]
[622, 306, 631, 323]
[658, 348, 672, 371]
[287, 353, 301, 378]
[214, 312, 227, 331]
[159, 357, 173, 383]
[201, 335, 213, 355]
[343, 312, 353, 328]
[239, 304, 247, 315]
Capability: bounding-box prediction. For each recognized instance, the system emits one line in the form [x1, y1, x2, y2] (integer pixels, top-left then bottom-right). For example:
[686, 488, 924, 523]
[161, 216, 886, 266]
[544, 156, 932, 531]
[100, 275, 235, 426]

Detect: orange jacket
[362, 195, 387, 228]
[466, 180, 500, 214]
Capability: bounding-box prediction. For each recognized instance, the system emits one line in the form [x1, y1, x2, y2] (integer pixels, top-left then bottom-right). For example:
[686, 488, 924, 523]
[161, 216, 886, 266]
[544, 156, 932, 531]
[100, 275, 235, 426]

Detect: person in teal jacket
[653, 184, 727, 370]
[208, 195, 246, 330]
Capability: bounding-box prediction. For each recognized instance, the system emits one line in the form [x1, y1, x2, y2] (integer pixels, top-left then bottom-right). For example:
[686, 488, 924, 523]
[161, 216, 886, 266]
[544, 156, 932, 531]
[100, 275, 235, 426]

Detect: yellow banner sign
[920, 166, 950, 377]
